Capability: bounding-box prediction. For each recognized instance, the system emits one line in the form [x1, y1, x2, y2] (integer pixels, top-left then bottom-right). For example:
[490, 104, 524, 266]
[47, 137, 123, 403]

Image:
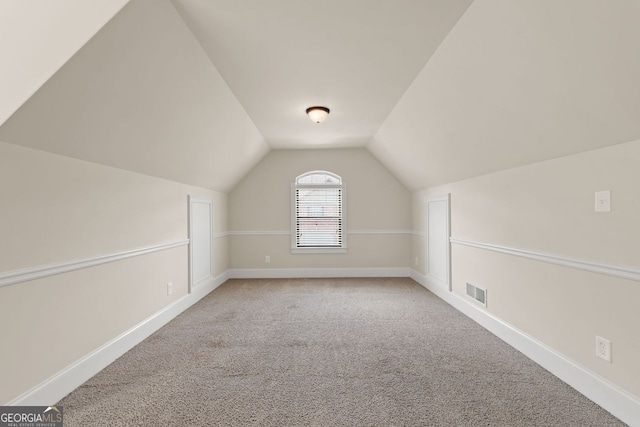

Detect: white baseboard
[7, 271, 229, 406]
[228, 267, 411, 279]
[410, 269, 640, 427]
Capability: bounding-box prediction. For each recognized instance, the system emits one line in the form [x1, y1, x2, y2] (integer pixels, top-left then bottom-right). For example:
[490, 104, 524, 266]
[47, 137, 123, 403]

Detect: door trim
[425, 194, 451, 291]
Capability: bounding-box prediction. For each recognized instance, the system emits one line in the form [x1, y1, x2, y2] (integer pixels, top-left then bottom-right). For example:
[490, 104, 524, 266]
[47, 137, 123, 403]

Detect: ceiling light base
[306, 106, 330, 123]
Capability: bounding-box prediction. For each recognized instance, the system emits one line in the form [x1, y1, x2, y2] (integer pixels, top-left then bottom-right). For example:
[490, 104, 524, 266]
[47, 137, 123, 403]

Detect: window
[292, 171, 347, 253]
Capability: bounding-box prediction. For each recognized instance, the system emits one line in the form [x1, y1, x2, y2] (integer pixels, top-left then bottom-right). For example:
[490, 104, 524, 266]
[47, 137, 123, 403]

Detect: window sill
[291, 247, 348, 254]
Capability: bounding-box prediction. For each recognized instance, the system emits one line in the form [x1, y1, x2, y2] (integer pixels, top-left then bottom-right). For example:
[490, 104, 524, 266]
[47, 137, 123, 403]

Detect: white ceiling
[172, 0, 473, 149]
[1, 0, 639, 192]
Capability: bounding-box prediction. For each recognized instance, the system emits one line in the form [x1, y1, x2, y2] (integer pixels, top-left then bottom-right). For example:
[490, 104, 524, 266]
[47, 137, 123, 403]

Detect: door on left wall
[188, 196, 214, 292]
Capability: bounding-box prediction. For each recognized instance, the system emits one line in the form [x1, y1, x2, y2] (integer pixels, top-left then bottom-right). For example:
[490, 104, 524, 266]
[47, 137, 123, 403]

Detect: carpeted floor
[58, 278, 626, 426]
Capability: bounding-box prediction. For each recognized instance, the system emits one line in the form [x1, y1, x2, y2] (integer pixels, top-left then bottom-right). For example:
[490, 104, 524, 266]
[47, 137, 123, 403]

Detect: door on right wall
[425, 194, 451, 291]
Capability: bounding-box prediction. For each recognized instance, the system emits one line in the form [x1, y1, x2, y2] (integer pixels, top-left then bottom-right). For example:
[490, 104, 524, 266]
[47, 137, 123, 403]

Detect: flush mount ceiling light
[306, 106, 330, 123]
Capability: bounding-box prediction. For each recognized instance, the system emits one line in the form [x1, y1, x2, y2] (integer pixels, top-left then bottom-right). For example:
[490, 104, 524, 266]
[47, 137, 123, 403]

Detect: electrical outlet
[265, 255, 270, 263]
[595, 336, 612, 362]
[167, 282, 173, 296]
[414, 256, 419, 266]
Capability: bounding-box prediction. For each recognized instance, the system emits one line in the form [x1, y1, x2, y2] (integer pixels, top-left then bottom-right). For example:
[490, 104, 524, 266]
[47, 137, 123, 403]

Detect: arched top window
[292, 171, 347, 253]
[295, 171, 342, 185]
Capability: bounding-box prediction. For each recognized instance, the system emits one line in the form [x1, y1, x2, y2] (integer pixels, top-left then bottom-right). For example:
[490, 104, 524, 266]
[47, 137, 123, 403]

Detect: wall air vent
[466, 282, 487, 307]
[466, 283, 475, 298]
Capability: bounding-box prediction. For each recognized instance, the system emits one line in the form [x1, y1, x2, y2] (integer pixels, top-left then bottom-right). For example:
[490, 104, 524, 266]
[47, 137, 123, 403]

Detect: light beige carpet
[59, 278, 625, 426]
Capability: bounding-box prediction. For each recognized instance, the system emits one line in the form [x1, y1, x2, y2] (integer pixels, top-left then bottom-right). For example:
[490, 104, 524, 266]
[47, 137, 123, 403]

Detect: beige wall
[5, 133, 636, 404]
[0, 142, 228, 404]
[412, 139, 640, 397]
[229, 148, 411, 270]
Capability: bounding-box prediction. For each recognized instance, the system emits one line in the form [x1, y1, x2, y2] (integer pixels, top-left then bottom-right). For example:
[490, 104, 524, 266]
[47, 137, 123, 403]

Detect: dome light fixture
[306, 106, 330, 124]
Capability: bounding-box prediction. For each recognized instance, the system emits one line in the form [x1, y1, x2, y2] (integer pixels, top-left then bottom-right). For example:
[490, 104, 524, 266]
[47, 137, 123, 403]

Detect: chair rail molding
[0, 240, 190, 288]
[450, 238, 640, 283]
[226, 229, 412, 236]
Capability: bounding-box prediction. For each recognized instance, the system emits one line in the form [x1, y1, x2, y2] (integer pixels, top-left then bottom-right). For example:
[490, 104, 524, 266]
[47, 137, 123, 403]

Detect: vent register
[466, 283, 487, 307]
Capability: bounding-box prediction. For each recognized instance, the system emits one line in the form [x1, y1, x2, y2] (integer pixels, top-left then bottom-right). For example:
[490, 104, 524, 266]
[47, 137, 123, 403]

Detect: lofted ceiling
[1, 0, 639, 192]
[370, 0, 640, 189]
[172, 0, 473, 149]
[0, 0, 129, 127]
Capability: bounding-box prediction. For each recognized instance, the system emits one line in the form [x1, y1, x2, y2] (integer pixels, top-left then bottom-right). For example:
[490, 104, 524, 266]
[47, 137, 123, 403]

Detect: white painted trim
[410, 230, 425, 237]
[229, 230, 291, 236]
[6, 271, 229, 406]
[0, 240, 190, 288]
[290, 248, 348, 254]
[225, 230, 413, 237]
[229, 267, 411, 279]
[295, 170, 342, 185]
[425, 273, 449, 291]
[410, 269, 640, 426]
[450, 237, 640, 283]
[348, 230, 413, 235]
[213, 231, 232, 239]
[425, 194, 451, 291]
[188, 196, 214, 294]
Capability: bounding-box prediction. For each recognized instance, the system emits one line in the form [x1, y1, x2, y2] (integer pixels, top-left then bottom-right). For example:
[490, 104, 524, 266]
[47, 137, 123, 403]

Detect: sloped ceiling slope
[0, 0, 130, 128]
[369, 0, 640, 191]
[173, 0, 473, 149]
[0, 0, 269, 192]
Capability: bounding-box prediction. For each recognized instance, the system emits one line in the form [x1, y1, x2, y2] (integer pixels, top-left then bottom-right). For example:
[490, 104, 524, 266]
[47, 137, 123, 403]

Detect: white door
[426, 194, 451, 290]
[188, 196, 213, 292]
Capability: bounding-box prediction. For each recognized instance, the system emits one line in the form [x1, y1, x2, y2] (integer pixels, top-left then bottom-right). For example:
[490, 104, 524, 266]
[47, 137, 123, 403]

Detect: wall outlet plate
[167, 282, 173, 296]
[595, 336, 612, 362]
[595, 190, 611, 212]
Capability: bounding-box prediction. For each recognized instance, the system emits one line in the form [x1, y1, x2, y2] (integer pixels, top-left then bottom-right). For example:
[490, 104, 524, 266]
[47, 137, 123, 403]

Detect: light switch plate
[595, 191, 610, 212]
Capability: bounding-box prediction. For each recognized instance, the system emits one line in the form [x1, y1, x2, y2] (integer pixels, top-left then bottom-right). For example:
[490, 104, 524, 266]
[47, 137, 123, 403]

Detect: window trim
[291, 171, 347, 254]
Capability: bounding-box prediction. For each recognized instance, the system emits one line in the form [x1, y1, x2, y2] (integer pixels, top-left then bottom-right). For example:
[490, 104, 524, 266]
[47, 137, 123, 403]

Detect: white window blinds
[296, 187, 342, 247]
[292, 171, 346, 251]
